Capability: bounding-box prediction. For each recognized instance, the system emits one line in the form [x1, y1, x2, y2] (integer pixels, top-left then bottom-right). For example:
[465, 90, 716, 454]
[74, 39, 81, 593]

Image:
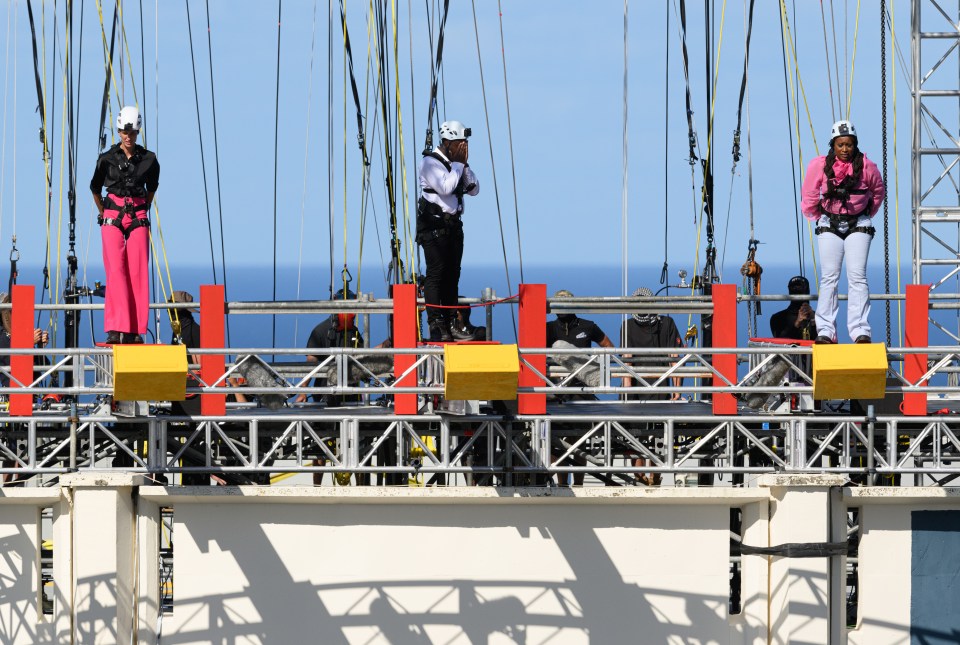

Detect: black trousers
[420, 227, 464, 324]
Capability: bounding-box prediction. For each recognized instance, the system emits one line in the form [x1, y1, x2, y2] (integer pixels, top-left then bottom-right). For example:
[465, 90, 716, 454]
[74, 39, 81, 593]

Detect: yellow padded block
[113, 344, 188, 401]
[812, 343, 888, 400]
[444, 343, 519, 401]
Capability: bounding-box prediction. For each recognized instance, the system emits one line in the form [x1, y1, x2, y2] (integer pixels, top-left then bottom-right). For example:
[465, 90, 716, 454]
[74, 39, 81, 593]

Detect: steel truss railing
[2, 344, 960, 398]
[3, 413, 960, 482]
[0, 343, 957, 482]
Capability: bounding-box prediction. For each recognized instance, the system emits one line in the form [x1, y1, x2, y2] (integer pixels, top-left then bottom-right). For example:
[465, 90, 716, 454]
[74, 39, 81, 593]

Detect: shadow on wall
[161, 498, 767, 644]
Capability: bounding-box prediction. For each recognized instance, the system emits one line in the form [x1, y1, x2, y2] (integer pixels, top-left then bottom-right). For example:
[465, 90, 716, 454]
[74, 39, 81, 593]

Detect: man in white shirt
[417, 120, 480, 342]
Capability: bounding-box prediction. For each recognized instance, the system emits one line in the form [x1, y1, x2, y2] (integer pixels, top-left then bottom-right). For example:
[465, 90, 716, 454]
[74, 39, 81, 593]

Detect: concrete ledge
[139, 485, 771, 505]
[844, 486, 960, 504]
[758, 474, 848, 488]
[60, 472, 149, 488]
[0, 488, 61, 504]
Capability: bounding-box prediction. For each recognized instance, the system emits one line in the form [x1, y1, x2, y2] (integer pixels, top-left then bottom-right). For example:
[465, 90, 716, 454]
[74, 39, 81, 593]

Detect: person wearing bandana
[621, 287, 684, 402]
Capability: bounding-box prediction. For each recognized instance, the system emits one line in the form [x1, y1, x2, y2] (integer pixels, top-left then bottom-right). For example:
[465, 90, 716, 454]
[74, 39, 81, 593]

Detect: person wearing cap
[297, 288, 363, 407]
[90, 105, 160, 345]
[547, 290, 613, 349]
[801, 120, 884, 344]
[770, 276, 817, 341]
[0, 293, 49, 482]
[0, 292, 49, 387]
[417, 120, 480, 342]
[169, 291, 200, 351]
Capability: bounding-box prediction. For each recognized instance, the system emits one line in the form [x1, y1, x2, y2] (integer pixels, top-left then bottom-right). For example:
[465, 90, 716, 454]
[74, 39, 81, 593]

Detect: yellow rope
[889, 0, 902, 347]
[116, 0, 141, 108]
[393, 0, 415, 284]
[96, 0, 177, 331]
[355, 1, 377, 298]
[779, 0, 819, 279]
[845, 0, 861, 120]
[94, 0, 123, 111]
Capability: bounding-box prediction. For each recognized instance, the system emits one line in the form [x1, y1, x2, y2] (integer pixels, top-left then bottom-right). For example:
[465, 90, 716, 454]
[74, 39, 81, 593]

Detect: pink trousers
[101, 194, 150, 334]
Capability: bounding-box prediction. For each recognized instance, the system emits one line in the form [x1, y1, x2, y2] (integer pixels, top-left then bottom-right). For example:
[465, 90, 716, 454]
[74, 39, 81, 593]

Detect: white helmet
[117, 106, 142, 132]
[830, 120, 857, 141]
[439, 120, 471, 141]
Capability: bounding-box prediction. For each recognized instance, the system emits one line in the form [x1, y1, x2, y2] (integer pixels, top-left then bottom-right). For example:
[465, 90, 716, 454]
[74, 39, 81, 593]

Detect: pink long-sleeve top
[800, 154, 885, 221]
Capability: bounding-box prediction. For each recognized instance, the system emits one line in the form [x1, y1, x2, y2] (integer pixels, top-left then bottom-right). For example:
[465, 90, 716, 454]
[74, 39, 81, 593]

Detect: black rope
[96, 3, 118, 151]
[272, 0, 282, 352]
[470, 0, 516, 339]
[677, 0, 698, 170]
[338, 0, 369, 167]
[881, 1, 891, 345]
[732, 0, 756, 163]
[701, 0, 716, 288]
[422, 0, 450, 153]
[25, 0, 47, 147]
[661, 3, 669, 290]
[184, 0, 218, 287]
[374, 0, 402, 284]
[204, 0, 231, 345]
[779, 2, 804, 276]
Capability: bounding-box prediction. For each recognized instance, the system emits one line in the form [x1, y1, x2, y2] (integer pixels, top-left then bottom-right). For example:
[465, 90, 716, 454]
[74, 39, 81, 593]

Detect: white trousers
[815, 215, 873, 341]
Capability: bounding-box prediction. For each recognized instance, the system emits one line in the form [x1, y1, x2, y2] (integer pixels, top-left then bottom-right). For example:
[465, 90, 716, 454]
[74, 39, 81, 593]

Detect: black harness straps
[99, 195, 151, 239]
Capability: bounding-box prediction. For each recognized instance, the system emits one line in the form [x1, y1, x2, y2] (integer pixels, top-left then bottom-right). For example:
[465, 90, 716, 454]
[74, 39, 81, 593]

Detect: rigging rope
[777, 2, 803, 276]
[622, 0, 628, 310]
[828, 0, 842, 120]
[470, 0, 516, 337]
[421, 0, 450, 153]
[818, 0, 836, 123]
[880, 0, 890, 345]
[184, 0, 219, 286]
[203, 0, 231, 343]
[271, 0, 282, 351]
[95, 1, 118, 151]
[845, 0, 861, 120]
[722, 0, 755, 280]
[660, 3, 669, 291]
[887, 1, 902, 346]
[294, 0, 319, 346]
[0, 1, 10, 248]
[496, 0, 524, 284]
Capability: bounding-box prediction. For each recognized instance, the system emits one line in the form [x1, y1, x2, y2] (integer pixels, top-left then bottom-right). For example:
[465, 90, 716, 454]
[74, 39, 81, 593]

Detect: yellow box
[812, 343, 888, 400]
[444, 344, 519, 401]
[113, 344, 188, 401]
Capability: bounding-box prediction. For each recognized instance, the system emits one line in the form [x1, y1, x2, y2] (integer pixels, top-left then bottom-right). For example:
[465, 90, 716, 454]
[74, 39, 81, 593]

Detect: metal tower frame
[912, 0, 960, 296]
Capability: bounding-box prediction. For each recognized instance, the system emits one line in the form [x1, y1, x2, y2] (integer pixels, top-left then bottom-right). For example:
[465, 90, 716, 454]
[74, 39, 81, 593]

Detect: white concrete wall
[4, 478, 958, 644]
[144, 487, 769, 645]
[845, 488, 960, 645]
[0, 490, 59, 644]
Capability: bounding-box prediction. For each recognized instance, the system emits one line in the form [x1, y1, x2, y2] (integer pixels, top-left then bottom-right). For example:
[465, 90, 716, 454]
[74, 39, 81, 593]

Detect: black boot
[427, 314, 453, 342]
[449, 314, 477, 341]
[105, 331, 122, 345]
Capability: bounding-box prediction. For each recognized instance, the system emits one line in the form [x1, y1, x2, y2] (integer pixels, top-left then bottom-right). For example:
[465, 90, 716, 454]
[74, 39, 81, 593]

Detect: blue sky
[0, 1, 921, 302]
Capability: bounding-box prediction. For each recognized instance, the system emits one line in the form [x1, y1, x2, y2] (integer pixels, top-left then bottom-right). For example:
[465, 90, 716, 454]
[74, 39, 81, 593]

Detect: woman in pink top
[801, 120, 885, 344]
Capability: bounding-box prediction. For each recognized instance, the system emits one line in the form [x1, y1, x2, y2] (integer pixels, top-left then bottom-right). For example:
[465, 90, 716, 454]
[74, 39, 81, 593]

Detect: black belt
[417, 197, 462, 243]
[99, 213, 151, 238]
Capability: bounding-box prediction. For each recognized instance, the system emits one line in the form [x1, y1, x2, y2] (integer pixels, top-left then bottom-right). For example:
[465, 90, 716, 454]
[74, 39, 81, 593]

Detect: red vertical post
[518, 283, 547, 415]
[904, 284, 929, 416]
[393, 283, 418, 415]
[200, 284, 226, 416]
[10, 285, 35, 416]
[712, 284, 738, 415]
